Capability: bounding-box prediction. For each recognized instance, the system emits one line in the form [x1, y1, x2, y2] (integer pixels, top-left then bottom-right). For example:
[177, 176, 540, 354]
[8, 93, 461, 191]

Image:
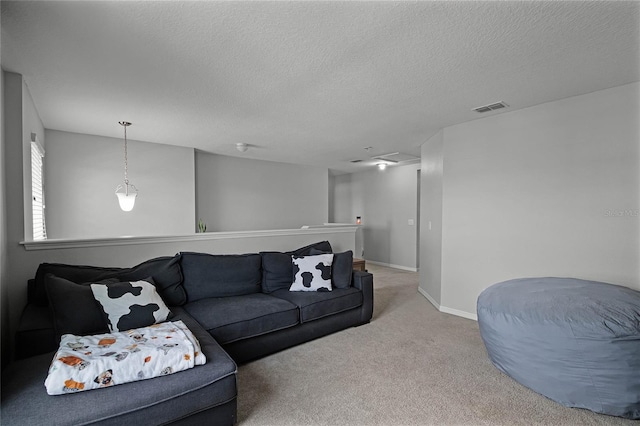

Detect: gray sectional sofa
[1, 241, 374, 425]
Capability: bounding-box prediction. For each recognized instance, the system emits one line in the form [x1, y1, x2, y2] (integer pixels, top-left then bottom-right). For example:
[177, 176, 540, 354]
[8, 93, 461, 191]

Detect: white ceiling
[2, 1, 639, 173]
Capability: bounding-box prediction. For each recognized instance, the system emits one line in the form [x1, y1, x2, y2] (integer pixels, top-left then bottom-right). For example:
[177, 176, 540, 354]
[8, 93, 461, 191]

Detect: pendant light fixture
[115, 121, 138, 211]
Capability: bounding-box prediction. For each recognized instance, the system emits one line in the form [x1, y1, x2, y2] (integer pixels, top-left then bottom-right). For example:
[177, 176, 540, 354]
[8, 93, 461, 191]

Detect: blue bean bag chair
[477, 277, 640, 419]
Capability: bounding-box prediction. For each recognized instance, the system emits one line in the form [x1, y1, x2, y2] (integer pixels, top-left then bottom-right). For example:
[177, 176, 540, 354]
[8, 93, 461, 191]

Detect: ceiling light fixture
[115, 121, 138, 212]
[377, 162, 387, 171]
[236, 143, 248, 152]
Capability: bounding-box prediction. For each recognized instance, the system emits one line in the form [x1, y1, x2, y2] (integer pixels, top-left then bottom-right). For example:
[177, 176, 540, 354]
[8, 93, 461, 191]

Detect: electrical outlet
[408, 219, 414, 226]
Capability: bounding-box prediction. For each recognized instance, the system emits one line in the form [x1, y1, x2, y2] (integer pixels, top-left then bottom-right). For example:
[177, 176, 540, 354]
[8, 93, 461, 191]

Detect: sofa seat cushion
[270, 287, 363, 323]
[184, 294, 299, 344]
[1, 307, 237, 426]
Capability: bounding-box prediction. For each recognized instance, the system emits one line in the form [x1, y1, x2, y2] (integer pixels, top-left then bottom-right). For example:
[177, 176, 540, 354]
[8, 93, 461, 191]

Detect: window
[31, 135, 47, 240]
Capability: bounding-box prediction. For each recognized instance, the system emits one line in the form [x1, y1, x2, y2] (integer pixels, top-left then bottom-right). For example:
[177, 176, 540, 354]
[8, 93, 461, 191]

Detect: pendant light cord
[123, 123, 129, 185]
[119, 121, 132, 193]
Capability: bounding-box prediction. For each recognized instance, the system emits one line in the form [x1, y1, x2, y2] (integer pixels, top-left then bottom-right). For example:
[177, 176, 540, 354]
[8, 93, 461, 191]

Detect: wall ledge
[20, 226, 358, 251]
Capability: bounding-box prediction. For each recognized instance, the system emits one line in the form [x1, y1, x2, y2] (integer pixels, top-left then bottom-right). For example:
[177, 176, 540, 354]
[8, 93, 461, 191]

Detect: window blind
[31, 140, 47, 241]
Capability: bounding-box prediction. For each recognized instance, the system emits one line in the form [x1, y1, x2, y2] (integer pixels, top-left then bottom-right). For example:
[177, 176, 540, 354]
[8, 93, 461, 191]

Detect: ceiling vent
[472, 101, 509, 113]
[350, 159, 363, 163]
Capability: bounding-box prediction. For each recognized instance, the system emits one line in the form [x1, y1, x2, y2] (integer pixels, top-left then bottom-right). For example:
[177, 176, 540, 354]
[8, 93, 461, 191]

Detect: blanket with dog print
[44, 320, 206, 395]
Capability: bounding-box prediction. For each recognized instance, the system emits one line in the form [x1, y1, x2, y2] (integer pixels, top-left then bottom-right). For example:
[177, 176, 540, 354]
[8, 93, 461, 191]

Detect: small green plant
[197, 219, 207, 233]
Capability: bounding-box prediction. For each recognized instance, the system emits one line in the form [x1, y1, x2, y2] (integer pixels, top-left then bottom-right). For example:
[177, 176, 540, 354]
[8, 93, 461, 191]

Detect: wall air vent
[472, 101, 509, 113]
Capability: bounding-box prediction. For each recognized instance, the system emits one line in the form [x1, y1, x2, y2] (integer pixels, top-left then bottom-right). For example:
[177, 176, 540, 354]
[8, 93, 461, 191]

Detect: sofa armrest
[352, 271, 373, 323]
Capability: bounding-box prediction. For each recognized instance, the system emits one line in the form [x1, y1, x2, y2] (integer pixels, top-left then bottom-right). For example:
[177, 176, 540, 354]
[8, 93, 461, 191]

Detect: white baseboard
[417, 286, 440, 309]
[366, 260, 418, 272]
[440, 306, 478, 321]
[417, 287, 478, 321]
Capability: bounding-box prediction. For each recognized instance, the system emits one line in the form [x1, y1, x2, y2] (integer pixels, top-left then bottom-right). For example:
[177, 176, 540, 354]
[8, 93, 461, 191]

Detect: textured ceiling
[2, 1, 639, 173]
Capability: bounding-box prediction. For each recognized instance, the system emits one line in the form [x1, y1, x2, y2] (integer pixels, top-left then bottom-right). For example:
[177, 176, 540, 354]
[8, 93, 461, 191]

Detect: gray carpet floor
[236, 264, 635, 425]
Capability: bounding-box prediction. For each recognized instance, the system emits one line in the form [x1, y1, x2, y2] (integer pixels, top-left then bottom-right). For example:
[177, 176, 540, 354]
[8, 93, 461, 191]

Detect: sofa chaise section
[1, 307, 238, 426]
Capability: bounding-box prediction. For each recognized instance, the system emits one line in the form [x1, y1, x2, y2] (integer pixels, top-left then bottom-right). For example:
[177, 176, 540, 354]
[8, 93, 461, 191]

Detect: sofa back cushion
[310, 248, 353, 289]
[33, 256, 186, 307]
[33, 264, 120, 306]
[180, 252, 262, 301]
[260, 252, 294, 293]
[290, 240, 332, 256]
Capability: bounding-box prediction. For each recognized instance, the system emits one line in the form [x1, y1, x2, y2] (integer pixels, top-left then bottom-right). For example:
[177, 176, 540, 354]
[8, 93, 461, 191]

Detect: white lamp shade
[116, 192, 137, 211]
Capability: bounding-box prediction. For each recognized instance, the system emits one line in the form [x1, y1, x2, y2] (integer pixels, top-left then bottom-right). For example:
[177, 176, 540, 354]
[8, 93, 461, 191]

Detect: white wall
[419, 130, 444, 305]
[331, 163, 420, 270]
[422, 83, 639, 319]
[196, 152, 329, 232]
[45, 130, 196, 239]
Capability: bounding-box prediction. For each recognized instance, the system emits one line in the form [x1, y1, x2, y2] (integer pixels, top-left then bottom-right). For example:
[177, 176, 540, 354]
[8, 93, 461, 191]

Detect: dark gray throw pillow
[33, 255, 186, 307]
[260, 252, 294, 293]
[35, 264, 121, 307]
[310, 248, 353, 289]
[44, 274, 110, 340]
[90, 278, 172, 332]
[94, 256, 185, 306]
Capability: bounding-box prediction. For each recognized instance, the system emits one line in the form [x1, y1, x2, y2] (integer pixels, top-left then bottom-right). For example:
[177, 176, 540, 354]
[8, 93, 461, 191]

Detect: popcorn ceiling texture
[2, 1, 638, 172]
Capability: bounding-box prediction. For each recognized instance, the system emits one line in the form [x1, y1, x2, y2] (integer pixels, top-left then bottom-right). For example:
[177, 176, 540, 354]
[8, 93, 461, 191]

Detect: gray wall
[45, 130, 196, 239]
[1, 68, 8, 367]
[2, 72, 46, 362]
[330, 163, 420, 270]
[330, 173, 364, 258]
[196, 151, 329, 232]
[419, 82, 640, 319]
[419, 130, 443, 305]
